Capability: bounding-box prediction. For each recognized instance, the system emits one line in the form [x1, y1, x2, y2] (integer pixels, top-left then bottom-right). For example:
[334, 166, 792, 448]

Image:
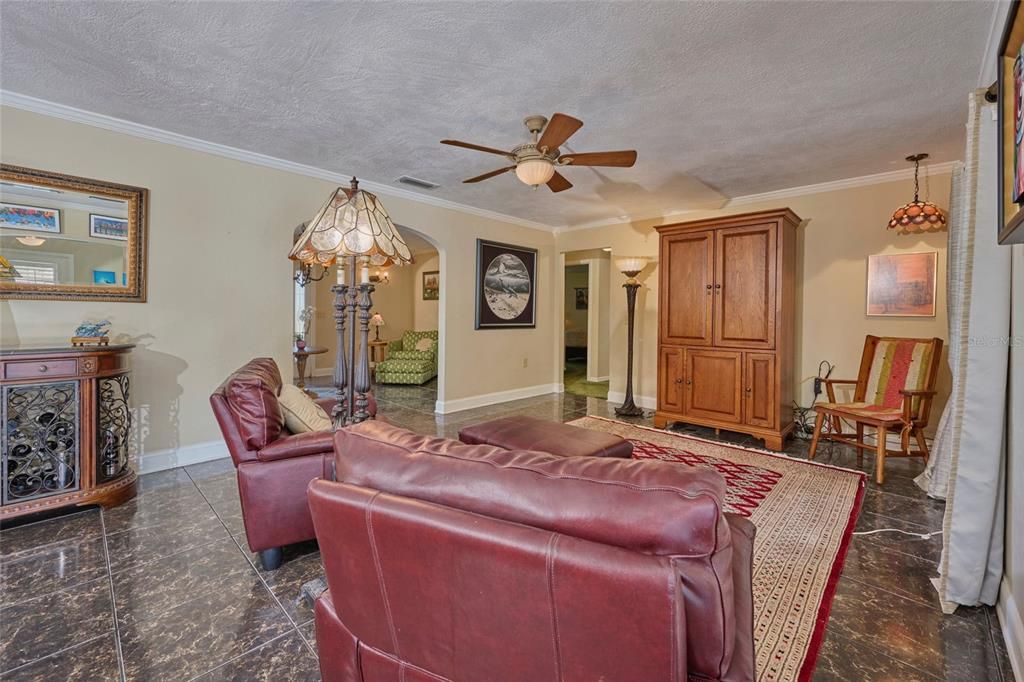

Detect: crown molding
[726, 160, 961, 206]
[556, 160, 961, 233]
[2, 90, 963, 237]
[0, 90, 555, 233]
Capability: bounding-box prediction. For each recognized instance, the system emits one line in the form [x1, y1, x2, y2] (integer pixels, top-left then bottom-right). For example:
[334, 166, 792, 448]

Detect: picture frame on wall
[90, 214, 129, 241]
[422, 270, 439, 300]
[475, 239, 537, 329]
[0, 202, 61, 233]
[866, 251, 937, 317]
[997, 0, 1024, 244]
[575, 287, 588, 310]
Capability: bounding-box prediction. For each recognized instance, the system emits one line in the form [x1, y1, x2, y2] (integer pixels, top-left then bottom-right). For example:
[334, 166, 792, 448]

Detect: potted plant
[294, 333, 306, 351]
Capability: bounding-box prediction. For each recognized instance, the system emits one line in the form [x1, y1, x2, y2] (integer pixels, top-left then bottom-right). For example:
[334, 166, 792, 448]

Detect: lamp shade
[289, 178, 412, 267]
[888, 200, 947, 234]
[887, 153, 947, 235]
[515, 159, 555, 186]
[615, 256, 648, 276]
[370, 313, 385, 328]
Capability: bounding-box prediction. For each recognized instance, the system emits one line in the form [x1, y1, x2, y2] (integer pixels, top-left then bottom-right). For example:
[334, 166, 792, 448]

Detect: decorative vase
[296, 340, 306, 350]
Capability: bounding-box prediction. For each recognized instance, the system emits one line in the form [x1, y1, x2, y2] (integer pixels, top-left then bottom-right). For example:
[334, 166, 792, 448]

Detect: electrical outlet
[813, 377, 822, 396]
[522, 357, 528, 368]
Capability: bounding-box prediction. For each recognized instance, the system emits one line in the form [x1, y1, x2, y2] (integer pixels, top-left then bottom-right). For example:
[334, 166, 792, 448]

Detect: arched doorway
[294, 224, 446, 412]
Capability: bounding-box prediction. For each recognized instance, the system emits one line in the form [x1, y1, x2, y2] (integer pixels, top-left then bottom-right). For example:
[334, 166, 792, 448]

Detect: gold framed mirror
[0, 164, 148, 302]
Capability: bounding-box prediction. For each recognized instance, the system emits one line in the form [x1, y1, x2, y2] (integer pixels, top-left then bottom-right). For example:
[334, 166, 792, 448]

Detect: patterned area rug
[567, 416, 865, 682]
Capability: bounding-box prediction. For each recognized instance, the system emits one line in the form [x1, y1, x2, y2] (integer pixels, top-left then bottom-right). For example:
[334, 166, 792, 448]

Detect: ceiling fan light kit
[515, 158, 555, 186]
[441, 112, 638, 193]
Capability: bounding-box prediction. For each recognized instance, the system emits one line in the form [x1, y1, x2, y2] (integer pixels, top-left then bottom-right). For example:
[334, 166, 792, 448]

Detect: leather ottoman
[458, 415, 633, 459]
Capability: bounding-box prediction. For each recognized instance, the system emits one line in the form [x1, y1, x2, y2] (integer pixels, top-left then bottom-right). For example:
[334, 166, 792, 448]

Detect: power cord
[793, 360, 836, 440]
[852, 528, 942, 540]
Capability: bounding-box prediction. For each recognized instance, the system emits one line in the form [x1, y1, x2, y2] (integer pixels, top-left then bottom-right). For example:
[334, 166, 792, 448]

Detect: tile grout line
[186, 465, 320, 660]
[98, 510, 128, 682]
[0, 633, 111, 677]
[182, 629, 301, 682]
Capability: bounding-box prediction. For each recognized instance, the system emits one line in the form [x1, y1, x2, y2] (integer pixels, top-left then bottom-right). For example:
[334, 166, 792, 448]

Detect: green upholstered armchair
[376, 330, 439, 384]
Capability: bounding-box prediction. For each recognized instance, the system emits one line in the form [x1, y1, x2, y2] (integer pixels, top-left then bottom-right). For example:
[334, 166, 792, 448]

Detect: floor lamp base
[614, 403, 645, 417]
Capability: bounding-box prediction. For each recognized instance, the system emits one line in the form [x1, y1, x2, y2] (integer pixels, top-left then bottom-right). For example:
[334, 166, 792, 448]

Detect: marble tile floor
[0, 387, 1014, 681]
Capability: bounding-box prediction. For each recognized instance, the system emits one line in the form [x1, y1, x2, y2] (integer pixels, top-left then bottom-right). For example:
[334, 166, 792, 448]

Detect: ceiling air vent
[397, 175, 440, 190]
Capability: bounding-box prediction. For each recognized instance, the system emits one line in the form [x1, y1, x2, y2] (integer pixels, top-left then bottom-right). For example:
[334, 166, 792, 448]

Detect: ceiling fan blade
[441, 139, 512, 157]
[537, 113, 583, 151]
[546, 171, 573, 193]
[560, 150, 637, 167]
[463, 166, 515, 183]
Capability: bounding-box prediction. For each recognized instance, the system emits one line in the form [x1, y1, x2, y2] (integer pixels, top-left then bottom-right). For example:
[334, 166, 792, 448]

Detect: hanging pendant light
[887, 153, 947, 235]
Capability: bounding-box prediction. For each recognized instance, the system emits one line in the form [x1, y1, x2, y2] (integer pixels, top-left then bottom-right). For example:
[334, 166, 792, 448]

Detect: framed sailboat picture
[475, 239, 537, 329]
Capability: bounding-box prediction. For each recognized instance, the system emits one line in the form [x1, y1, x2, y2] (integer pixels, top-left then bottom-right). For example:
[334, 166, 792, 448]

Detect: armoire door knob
[686, 379, 692, 385]
[706, 284, 712, 290]
[745, 387, 752, 393]
[675, 378, 683, 384]
[714, 283, 722, 289]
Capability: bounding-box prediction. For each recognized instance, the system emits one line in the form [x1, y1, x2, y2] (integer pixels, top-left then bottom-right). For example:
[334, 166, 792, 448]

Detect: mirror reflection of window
[0, 180, 129, 287]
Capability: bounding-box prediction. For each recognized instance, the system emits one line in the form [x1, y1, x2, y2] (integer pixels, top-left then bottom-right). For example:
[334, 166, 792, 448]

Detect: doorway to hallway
[563, 256, 610, 400]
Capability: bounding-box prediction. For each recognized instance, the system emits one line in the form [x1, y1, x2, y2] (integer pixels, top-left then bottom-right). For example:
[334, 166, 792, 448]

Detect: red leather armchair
[210, 358, 375, 570]
[310, 420, 755, 681]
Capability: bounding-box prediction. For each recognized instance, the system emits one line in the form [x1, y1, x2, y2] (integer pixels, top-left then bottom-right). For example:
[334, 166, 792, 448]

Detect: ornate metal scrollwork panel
[97, 373, 131, 483]
[2, 381, 80, 504]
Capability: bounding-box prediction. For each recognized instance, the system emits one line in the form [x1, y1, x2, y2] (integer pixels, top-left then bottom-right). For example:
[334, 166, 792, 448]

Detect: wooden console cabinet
[0, 344, 137, 520]
[654, 209, 800, 450]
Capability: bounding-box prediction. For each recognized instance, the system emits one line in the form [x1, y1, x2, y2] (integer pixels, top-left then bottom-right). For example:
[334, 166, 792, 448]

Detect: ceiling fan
[441, 113, 637, 193]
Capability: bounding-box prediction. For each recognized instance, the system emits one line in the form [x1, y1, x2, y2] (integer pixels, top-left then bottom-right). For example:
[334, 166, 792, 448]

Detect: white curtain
[917, 90, 1011, 611]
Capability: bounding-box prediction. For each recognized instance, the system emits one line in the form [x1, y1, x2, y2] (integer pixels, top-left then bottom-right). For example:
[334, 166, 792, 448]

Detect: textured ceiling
[0, 1, 996, 228]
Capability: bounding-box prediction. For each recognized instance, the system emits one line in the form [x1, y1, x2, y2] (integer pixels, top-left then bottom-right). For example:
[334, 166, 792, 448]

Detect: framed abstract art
[866, 251, 937, 317]
[997, 0, 1024, 244]
[0, 202, 61, 233]
[475, 239, 537, 329]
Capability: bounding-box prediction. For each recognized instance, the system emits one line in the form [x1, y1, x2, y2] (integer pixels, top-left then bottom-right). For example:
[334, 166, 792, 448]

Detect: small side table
[368, 340, 389, 364]
[368, 340, 389, 378]
[294, 346, 328, 396]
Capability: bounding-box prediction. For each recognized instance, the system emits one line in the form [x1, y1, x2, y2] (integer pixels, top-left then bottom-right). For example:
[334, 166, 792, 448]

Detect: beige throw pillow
[414, 337, 434, 352]
[278, 384, 331, 433]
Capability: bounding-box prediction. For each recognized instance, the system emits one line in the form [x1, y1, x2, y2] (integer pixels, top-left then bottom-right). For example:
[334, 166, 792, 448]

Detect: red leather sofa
[209, 358, 375, 570]
[310, 420, 756, 682]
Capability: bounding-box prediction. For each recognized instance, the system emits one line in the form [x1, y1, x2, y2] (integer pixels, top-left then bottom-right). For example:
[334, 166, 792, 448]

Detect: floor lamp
[614, 257, 648, 417]
[289, 177, 412, 428]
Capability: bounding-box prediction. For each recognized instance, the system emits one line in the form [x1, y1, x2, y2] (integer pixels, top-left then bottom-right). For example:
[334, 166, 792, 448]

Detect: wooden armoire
[654, 209, 800, 450]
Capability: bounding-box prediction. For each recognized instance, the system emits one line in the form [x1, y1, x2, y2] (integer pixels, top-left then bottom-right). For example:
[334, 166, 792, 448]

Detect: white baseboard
[587, 375, 610, 383]
[137, 440, 229, 474]
[311, 367, 333, 378]
[435, 383, 560, 415]
[606, 391, 658, 410]
[998, 577, 1024, 682]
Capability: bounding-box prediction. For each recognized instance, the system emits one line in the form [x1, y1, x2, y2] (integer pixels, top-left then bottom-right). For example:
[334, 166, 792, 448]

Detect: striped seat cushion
[864, 338, 935, 411]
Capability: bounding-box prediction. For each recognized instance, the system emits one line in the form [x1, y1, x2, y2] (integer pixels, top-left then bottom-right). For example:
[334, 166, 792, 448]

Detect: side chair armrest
[899, 389, 936, 423]
[258, 429, 335, 462]
[823, 378, 858, 402]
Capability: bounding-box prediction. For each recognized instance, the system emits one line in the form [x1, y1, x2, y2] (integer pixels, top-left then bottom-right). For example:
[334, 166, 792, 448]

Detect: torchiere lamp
[614, 256, 648, 417]
[289, 177, 412, 427]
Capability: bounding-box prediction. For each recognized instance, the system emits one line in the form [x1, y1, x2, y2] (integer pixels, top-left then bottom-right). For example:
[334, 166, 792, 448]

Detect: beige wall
[555, 173, 953, 429]
[412, 252, 440, 331]
[0, 106, 557, 461]
[1005, 244, 1024, 675]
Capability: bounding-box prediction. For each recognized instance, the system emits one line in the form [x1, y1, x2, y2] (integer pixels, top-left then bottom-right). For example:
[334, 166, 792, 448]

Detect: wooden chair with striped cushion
[809, 336, 943, 484]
